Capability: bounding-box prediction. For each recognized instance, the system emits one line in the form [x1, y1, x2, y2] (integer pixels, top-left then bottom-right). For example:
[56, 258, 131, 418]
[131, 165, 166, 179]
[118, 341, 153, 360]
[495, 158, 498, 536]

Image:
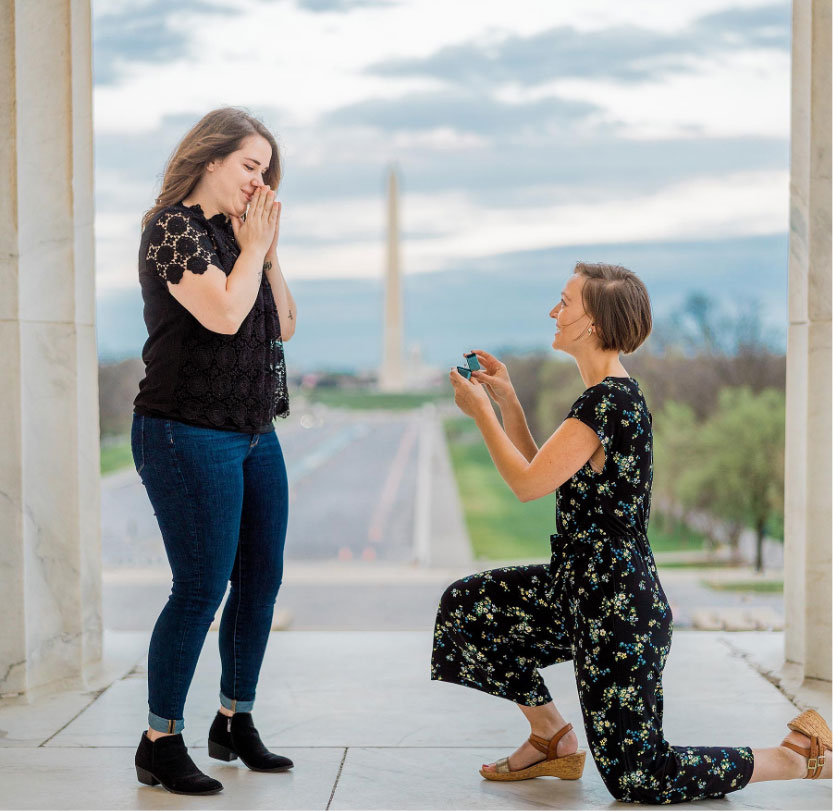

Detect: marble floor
[0, 631, 830, 810]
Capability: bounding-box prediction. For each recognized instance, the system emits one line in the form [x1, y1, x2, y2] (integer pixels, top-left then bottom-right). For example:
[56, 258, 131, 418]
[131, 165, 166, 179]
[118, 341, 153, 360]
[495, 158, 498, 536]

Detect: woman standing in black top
[433, 263, 830, 803]
[131, 108, 296, 796]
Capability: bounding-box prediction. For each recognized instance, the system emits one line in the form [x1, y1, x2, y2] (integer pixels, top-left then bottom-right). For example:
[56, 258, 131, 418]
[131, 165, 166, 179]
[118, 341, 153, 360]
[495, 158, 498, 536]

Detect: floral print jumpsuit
[431, 377, 754, 804]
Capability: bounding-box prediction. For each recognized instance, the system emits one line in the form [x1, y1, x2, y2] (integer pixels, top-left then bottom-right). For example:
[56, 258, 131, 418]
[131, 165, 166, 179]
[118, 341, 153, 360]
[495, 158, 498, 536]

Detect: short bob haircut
[574, 262, 652, 354]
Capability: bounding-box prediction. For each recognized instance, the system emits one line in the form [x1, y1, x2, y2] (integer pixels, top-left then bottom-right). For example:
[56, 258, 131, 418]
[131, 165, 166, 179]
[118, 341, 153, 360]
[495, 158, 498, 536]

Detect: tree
[676, 387, 785, 571]
[651, 400, 701, 539]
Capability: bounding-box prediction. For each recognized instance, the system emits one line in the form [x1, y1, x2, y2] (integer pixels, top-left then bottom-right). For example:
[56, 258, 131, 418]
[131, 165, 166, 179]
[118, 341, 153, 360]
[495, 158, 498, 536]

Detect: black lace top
[133, 202, 289, 433]
[555, 377, 652, 541]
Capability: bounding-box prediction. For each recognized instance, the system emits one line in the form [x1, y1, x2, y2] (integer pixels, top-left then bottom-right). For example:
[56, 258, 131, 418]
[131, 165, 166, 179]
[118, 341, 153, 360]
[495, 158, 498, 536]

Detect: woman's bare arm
[496, 395, 538, 462]
[450, 368, 600, 502]
[475, 408, 601, 501]
[468, 349, 537, 461]
[165, 186, 278, 335]
[263, 253, 296, 341]
[166, 249, 265, 335]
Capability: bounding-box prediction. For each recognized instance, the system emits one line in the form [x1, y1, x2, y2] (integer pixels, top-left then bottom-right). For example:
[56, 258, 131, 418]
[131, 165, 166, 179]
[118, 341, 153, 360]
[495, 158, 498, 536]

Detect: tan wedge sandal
[780, 709, 831, 779]
[480, 722, 586, 782]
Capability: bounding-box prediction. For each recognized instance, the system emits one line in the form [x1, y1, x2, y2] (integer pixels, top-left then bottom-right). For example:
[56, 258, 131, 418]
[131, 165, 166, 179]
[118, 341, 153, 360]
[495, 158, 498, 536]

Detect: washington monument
[378, 165, 404, 391]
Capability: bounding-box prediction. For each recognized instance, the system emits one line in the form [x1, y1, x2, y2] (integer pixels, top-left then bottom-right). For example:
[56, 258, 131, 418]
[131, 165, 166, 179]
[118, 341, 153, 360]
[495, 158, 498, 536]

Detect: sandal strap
[494, 757, 511, 774]
[787, 709, 833, 750]
[781, 736, 826, 779]
[528, 723, 573, 760]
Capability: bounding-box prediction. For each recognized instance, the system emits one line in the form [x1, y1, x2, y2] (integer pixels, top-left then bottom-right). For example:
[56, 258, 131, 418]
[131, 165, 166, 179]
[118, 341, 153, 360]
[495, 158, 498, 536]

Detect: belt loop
[231, 698, 237, 712]
[167, 719, 174, 734]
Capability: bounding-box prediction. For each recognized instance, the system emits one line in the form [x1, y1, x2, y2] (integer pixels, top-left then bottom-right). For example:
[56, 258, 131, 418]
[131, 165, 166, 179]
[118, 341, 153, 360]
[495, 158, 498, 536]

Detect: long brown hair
[142, 108, 281, 230]
[574, 262, 652, 354]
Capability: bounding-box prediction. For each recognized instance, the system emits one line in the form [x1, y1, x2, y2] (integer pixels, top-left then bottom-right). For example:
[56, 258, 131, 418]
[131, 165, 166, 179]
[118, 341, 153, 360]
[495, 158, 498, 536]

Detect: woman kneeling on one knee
[131, 107, 297, 796]
[432, 262, 830, 804]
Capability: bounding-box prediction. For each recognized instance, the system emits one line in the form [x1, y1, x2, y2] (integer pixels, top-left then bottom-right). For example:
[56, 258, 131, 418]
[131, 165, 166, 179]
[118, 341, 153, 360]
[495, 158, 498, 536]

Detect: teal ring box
[456, 366, 472, 379]
[464, 352, 480, 371]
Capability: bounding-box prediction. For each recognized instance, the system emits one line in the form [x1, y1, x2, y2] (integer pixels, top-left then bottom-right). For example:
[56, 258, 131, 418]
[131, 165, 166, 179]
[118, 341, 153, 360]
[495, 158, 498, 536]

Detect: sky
[92, 0, 791, 295]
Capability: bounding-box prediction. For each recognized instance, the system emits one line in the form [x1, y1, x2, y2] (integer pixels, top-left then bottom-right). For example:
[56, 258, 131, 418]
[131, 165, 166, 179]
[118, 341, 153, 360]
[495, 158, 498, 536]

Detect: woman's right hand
[231, 186, 279, 257]
[469, 349, 517, 406]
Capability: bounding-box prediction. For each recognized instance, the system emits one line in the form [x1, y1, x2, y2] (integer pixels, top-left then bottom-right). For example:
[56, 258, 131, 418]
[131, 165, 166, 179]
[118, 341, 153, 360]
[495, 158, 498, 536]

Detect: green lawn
[445, 418, 554, 559]
[702, 579, 783, 593]
[445, 417, 712, 560]
[645, 515, 705, 553]
[306, 388, 446, 411]
[100, 437, 133, 475]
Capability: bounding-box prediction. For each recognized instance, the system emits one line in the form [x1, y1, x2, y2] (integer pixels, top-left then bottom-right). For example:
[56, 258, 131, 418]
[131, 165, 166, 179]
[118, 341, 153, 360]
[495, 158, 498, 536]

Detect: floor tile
[0, 746, 343, 810]
[330, 746, 832, 810]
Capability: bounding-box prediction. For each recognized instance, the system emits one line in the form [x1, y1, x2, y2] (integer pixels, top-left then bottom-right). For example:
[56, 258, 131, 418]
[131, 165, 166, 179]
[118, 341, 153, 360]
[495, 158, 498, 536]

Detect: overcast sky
[93, 0, 791, 292]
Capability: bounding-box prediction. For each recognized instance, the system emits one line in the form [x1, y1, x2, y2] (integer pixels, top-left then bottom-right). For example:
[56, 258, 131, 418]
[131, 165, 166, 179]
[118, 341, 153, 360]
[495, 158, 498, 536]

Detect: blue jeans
[131, 415, 288, 734]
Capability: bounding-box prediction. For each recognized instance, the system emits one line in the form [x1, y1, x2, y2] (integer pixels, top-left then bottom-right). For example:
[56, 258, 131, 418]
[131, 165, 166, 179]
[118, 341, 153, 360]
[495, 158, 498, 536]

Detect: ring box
[456, 366, 472, 380]
[464, 352, 481, 371]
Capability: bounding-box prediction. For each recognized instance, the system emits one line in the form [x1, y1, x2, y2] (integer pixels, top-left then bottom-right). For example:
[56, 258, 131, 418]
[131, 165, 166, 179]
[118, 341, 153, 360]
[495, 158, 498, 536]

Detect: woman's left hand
[266, 200, 282, 259]
[449, 368, 492, 419]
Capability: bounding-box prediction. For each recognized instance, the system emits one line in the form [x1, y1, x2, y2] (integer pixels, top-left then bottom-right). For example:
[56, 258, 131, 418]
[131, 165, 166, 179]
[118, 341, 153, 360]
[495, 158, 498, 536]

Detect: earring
[587, 328, 592, 334]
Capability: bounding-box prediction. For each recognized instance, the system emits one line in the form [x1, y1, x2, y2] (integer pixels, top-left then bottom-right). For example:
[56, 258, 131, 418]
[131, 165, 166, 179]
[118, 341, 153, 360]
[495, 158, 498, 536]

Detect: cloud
[278, 128, 787, 204]
[269, 169, 790, 280]
[91, 0, 791, 293]
[324, 89, 599, 134]
[368, 3, 790, 87]
[93, 0, 236, 86]
[694, 3, 791, 50]
[294, 0, 397, 11]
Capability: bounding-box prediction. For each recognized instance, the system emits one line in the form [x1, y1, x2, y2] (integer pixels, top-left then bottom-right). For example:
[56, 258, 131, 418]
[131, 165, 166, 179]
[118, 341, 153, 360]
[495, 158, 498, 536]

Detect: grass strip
[701, 579, 784, 593]
[100, 438, 133, 475]
[445, 418, 553, 559]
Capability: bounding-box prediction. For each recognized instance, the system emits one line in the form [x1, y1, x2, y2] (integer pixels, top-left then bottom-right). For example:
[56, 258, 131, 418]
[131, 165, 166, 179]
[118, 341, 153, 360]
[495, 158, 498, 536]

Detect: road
[101, 405, 423, 568]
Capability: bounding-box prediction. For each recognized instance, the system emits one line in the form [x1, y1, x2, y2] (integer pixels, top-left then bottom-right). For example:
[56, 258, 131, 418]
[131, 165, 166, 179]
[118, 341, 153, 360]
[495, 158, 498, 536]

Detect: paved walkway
[0, 631, 829, 810]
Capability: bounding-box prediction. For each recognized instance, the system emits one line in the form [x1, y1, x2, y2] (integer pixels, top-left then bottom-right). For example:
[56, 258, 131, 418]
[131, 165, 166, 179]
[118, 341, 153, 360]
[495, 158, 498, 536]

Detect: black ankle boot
[208, 711, 293, 772]
[135, 731, 223, 795]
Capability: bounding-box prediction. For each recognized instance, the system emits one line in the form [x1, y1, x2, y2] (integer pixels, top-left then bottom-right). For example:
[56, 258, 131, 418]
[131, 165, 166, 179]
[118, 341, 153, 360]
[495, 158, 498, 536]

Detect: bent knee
[602, 775, 666, 805]
[438, 578, 470, 620]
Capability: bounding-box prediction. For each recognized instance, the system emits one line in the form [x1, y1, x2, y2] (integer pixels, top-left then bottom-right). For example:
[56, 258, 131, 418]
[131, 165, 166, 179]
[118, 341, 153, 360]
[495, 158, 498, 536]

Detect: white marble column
[783, 0, 831, 683]
[0, 0, 101, 697]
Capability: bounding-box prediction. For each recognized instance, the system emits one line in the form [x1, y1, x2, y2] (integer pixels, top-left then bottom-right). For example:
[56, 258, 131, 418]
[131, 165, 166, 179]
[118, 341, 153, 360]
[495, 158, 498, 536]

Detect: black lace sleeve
[145, 210, 221, 284]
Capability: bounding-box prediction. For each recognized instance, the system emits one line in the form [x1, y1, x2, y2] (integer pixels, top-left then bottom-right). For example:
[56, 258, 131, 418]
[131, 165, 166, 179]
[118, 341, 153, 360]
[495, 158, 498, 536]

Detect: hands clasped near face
[449, 349, 517, 419]
[231, 186, 281, 258]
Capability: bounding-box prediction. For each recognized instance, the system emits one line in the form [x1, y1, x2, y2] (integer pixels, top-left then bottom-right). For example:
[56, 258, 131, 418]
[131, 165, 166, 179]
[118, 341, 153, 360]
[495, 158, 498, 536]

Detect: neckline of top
[178, 201, 230, 228]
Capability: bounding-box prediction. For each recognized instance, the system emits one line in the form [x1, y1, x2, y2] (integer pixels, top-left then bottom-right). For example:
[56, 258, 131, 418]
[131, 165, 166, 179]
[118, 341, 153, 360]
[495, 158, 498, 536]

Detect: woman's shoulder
[142, 204, 219, 259]
[141, 202, 222, 281]
[144, 202, 206, 234]
[572, 377, 647, 416]
[577, 376, 635, 399]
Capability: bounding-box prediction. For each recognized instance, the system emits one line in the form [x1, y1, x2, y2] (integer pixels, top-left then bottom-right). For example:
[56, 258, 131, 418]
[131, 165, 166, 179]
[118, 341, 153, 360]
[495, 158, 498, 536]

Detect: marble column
[379, 166, 405, 391]
[0, 0, 101, 697]
[783, 0, 831, 683]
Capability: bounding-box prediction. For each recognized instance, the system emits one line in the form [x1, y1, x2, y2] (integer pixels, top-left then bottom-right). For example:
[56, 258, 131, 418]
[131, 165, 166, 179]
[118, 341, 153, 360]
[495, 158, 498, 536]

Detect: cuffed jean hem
[220, 691, 254, 713]
[148, 710, 184, 734]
